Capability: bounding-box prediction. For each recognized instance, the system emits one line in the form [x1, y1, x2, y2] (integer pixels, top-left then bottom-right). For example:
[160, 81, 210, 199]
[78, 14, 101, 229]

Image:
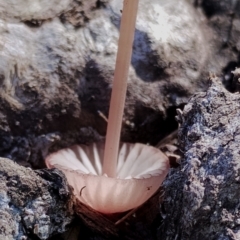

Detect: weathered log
[159, 76, 240, 240]
[0, 158, 74, 240]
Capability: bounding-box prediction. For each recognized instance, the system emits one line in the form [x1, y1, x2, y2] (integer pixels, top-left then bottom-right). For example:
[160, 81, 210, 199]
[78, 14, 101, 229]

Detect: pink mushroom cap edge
[45, 142, 170, 214]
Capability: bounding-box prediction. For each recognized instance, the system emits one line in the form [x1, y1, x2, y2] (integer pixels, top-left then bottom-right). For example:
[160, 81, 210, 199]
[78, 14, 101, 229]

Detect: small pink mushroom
[45, 0, 170, 214]
[46, 142, 169, 214]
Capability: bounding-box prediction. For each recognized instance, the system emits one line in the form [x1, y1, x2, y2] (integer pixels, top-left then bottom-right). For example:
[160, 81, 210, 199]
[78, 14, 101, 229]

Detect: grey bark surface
[0, 158, 74, 240]
[159, 76, 240, 240]
[1, 0, 240, 240]
[0, 0, 213, 169]
[191, 0, 240, 92]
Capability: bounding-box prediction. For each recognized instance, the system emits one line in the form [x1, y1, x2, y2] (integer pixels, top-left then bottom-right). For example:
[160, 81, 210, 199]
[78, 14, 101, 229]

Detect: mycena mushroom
[45, 0, 170, 214]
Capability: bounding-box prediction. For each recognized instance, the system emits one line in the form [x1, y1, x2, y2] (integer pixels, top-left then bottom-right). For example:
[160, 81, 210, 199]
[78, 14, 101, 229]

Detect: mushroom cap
[45, 142, 169, 214]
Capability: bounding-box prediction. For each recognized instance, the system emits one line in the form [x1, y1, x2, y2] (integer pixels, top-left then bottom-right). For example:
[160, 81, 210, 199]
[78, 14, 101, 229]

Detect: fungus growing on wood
[46, 0, 170, 214]
[46, 142, 169, 214]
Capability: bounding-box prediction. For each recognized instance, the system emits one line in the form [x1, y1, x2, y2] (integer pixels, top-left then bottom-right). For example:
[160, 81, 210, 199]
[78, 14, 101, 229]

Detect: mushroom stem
[103, 0, 139, 177]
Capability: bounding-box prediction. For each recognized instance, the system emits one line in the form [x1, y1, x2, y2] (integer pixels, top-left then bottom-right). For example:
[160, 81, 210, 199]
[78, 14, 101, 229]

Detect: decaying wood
[159, 76, 240, 240]
[0, 158, 74, 240]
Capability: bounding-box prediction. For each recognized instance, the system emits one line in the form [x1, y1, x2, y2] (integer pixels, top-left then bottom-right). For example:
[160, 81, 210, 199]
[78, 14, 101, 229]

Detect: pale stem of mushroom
[102, 0, 139, 177]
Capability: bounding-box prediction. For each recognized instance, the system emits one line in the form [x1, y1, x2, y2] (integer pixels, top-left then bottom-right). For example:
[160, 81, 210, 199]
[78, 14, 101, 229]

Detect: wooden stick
[102, 0, 139, 177]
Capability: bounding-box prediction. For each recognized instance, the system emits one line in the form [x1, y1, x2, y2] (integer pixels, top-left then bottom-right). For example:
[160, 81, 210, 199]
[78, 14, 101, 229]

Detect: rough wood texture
[1, 0, 240, 239]
[0, 0, 211, 169]
[159, 76, 240, 239]
[0, 158, 74, 240]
